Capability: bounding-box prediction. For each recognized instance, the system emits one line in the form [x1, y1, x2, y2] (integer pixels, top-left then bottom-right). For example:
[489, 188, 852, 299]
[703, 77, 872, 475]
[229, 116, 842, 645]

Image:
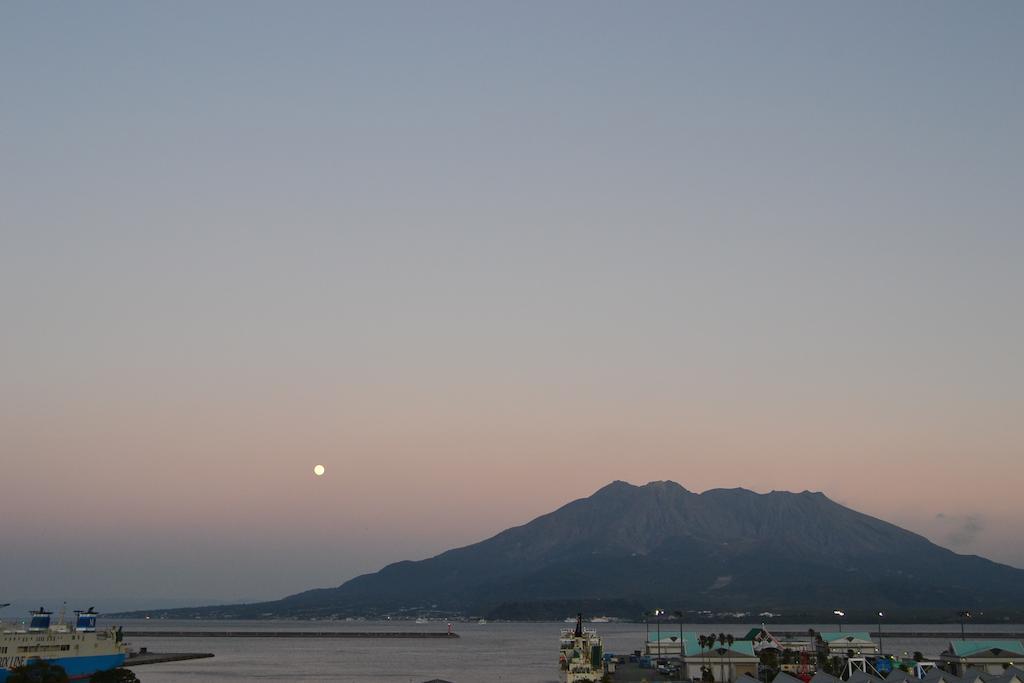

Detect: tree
[675, 610, 685, 659]
[913, 652, 924, 662]
[5, 661, 69, 683]
[761, 650, 780, 670]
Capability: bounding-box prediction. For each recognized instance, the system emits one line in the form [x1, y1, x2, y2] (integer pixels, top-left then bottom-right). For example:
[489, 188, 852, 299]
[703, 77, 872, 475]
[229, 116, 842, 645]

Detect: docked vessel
[558, 613, 604, 683]
[0, 607, 128, 681]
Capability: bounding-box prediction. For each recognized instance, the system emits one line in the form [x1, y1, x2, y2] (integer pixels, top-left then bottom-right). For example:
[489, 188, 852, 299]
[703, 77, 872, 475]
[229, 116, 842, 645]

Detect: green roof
[743, 628, 764, 641]
[644, 632, 755, 657]
[820, 632, 874, 644]
[648, 630, 700, 654]
[950, 640, 1024, 658]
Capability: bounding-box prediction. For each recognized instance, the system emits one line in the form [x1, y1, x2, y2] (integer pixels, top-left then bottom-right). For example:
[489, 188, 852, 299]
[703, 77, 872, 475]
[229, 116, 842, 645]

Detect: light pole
[655, 609, 665, 660]
[833, 609, 845, 632]
[958, 611, 971, 641]
[877, 612, 884, 656]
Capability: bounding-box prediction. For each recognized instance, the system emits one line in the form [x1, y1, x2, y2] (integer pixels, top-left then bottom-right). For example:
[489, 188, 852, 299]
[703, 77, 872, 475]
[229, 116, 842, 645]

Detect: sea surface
[99, 620, 1024, 683]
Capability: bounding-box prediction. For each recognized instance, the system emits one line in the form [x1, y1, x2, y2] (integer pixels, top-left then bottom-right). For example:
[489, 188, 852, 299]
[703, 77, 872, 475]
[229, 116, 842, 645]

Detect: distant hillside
[115, 481, 1024, 620]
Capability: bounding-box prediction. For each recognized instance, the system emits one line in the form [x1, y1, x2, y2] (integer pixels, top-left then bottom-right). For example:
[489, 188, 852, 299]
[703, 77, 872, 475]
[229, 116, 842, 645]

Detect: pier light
[877, 611, 885, 655]
[958, 610, 972, 640]
[833, 609, 845, 632]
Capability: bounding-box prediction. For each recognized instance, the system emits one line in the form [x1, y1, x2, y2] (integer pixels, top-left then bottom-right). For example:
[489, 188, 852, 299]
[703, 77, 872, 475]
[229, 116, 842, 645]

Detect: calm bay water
[102, 620, 1024, 683]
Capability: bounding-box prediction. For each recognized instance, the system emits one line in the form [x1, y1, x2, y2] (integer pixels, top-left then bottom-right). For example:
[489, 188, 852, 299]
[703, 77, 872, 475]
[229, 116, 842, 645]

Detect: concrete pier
[123, 652, 215, 667]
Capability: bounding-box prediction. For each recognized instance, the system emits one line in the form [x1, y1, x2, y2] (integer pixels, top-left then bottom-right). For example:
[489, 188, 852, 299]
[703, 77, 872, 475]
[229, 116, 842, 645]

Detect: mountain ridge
[113, 481, 1024, 620]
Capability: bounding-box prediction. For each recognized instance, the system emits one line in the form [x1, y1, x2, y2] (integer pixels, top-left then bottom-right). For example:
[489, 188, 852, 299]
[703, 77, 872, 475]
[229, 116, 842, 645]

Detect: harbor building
[643, 632, 758, 682]
[818, 632, 880, 657]
[741, 627, 784, 655]
[939, 640, 1024, 676]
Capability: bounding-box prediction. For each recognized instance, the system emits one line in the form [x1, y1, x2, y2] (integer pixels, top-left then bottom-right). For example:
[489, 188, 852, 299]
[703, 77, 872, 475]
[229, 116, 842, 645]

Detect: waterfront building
[772, 671, 809, 683]
[939, 640, 1024, 676]
[810, 671, 842, 683]
[643, 633, 758, 682]
[741, 627, 785, 654]
[644, 631, 699, 657]
[818, 632, 880, 656]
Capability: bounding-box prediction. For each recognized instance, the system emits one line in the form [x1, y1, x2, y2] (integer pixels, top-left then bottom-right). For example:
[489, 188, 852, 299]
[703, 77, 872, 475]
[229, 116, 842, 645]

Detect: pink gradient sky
[2, 2, 1022, 604]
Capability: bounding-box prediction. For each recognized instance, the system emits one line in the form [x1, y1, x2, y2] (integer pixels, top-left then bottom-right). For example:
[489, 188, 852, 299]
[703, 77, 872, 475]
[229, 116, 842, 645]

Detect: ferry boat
[558, 613, 604, 683]
[0, 607, 128, 681]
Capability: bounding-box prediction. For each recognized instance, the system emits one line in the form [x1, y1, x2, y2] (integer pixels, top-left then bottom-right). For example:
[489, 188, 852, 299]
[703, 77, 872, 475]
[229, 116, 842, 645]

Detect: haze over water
[2, 1, 1022, 606]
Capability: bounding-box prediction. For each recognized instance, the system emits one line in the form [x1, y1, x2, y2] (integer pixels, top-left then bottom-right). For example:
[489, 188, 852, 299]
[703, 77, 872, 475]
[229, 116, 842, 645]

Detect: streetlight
[655, 609, 665, 660]
[877, 612, 884, 656]
[833, 610, 845, 632]
[958, 611, 971, 640]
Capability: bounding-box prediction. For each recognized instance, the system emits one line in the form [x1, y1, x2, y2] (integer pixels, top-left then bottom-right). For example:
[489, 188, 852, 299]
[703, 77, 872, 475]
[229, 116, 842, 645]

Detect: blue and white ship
[0, 607, 128, 681]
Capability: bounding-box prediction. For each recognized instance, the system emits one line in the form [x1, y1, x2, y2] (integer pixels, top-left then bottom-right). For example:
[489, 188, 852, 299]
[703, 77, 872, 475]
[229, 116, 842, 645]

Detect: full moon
[313, 464, 325, 476]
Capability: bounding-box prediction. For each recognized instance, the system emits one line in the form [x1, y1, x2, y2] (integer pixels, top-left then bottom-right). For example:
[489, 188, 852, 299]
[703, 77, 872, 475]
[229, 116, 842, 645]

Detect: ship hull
[0, 652, 126, 681]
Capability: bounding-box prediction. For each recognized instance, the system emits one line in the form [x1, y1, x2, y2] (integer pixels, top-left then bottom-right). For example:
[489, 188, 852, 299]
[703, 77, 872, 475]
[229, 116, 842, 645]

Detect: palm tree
[726, 634, 735, 681]
[675, 610, 684, 661]
[645, 610, 651, 655]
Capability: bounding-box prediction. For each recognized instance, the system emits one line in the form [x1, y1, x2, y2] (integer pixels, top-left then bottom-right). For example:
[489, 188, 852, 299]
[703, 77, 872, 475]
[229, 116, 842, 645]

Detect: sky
[1, 1, 1022, 608]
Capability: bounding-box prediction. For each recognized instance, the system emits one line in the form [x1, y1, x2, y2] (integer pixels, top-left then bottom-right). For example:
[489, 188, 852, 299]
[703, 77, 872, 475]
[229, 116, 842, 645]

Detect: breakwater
[126, 630, 459, 638]
[124, 652, 215, 666]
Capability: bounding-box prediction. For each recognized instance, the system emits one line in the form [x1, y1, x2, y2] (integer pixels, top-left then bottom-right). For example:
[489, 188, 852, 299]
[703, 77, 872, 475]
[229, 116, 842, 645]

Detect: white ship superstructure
[558, 613, 604, 683]
[0, 607, 128, 681]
